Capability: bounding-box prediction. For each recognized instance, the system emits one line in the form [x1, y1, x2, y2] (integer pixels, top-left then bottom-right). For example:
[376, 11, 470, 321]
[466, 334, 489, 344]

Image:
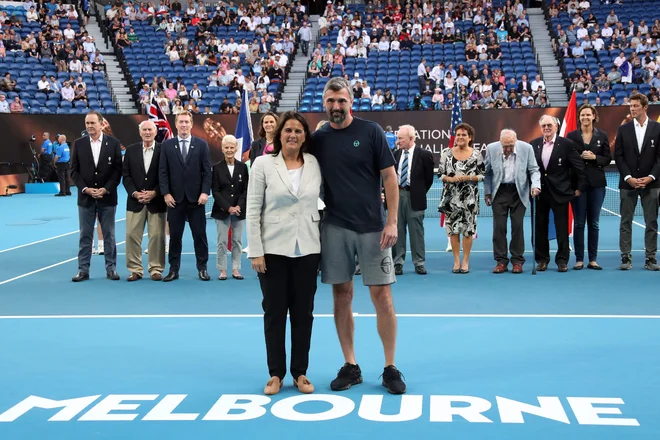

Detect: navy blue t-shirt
[311, 117, 396, 233]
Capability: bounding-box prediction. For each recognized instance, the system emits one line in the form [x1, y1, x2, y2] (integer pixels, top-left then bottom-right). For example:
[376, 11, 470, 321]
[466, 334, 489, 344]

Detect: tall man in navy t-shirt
[311, 77, 406, 394]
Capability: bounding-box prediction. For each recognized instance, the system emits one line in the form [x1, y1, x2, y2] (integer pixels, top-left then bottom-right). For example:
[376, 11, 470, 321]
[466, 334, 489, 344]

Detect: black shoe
[198, 269, 210, 281]
[415, 265, 427, 275]
[54, 193, 66, 197]
[381, 365, 407, 394]
[72, 272, 89, 282]
[163, 271, 179, 282]
[106, 270, 120, 280]
[395, 264, 403, 275]
[330, 363, 363, 391]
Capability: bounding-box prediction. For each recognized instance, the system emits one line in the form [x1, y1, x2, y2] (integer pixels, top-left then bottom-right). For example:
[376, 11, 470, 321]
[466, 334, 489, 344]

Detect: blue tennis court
[1, 177, 659, 439]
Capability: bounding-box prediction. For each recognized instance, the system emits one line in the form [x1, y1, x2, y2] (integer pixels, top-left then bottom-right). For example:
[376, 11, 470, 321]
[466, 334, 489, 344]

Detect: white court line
[0, 212, 212, 286]
[601, 207, 660, 234]
[0, 313, 659, 320]
[0, 217, 127, 254]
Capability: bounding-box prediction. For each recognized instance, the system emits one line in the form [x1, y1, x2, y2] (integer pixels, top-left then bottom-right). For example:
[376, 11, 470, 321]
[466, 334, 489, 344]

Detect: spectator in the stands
[10, 96, 24, 113]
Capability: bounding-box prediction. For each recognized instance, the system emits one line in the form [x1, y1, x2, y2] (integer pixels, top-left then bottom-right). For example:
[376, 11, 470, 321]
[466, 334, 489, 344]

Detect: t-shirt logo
[353, 140, 360, 147]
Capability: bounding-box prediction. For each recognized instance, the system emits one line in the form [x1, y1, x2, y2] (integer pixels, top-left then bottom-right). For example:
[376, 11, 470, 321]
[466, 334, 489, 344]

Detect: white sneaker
[446, 242, 452, 252]
[98, 241, 104, 255]
[165, 244, 169, 254]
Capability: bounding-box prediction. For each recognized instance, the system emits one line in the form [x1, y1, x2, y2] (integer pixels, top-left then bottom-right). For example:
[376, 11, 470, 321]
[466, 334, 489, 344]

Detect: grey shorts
[320, 222, 396, 286]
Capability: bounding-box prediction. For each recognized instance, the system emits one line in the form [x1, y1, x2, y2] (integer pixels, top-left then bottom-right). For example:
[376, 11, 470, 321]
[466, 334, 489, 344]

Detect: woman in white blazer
[246, 111, 322, 396]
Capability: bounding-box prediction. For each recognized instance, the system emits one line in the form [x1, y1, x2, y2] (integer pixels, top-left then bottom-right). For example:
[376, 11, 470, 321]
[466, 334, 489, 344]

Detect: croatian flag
[146, 97, 173, 143]
[440, 86, 462, 228]
[235, 89, 253, 162]
[549, 91, 577, 240]
[230, 89, 253, 251]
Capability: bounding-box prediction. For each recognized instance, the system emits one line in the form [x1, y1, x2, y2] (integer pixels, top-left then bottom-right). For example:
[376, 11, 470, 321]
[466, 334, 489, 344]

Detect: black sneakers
[381, 365, 407, 394]
[330, 363, 407, 394]
[330, 363, 363, 391]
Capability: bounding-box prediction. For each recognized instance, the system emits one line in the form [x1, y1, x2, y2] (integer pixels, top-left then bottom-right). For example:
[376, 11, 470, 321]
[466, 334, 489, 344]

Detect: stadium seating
[112, 11, 291, 114]
[547, 1, 660, 105]
[299, 2, 542, 112]
[0, 4, 116, 114]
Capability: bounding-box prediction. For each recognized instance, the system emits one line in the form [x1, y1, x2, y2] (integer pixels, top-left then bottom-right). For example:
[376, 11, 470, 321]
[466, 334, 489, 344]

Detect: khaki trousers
[126, 207, 166, 276]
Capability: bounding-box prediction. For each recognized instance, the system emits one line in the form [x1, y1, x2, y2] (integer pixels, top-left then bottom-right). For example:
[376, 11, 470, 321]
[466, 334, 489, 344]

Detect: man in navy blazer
[614, 93, 660, 271]
[530, 115, 587, 272]
[70, 111, 123, 282]
[159, 111, 212, 281]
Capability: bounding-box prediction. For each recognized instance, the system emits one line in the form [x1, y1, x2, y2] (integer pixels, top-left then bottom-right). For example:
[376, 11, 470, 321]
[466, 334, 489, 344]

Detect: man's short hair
[323, 76, 354, 101]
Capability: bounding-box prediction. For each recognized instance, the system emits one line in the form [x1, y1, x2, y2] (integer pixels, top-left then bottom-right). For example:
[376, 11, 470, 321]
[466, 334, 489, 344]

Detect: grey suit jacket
[246, 152, 322, 258]
[484, 140, 541, 208]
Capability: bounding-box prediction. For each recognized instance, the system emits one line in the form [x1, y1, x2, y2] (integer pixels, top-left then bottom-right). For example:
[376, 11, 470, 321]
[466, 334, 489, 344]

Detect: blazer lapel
[534, 140, 544, 172]
[98, 137, 110, 169]
[222, 161, 234, 182]
[173, 138, 184, 165]
[411, 146, 421, 176]
[185, 137, 196, 165]
[273, 154, 297, 198]
[138, 144, 147, 176]
[547, 139, 562, 171]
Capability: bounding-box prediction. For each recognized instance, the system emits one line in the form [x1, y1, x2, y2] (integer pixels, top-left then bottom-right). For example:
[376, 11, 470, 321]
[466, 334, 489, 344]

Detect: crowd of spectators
[102, 0, 310, 114]
[306, 0, 550, 110]
[549, 0, 660, 106]
[0, 0, 112, 114]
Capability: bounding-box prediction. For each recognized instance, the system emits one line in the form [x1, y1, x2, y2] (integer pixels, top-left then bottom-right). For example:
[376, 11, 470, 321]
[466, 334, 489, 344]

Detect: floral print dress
[438, 148, 485, 237]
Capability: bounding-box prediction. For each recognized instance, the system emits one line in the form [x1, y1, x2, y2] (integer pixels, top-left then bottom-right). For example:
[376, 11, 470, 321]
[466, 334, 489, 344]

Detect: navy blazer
[70, 134, 123, 207]
[531, 135, 587, 204]
[614, 119, 660, 190]
[159, 135, 212, 203]
[392, 146, 434, 211]
[566, 128, 611, 189]
[122, 142, 167, 214]
[211, 159, 249, 221]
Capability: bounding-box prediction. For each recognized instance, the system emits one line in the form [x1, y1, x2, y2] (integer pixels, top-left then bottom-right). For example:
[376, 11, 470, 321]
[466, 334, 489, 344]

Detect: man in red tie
[530, 115, 587, 272]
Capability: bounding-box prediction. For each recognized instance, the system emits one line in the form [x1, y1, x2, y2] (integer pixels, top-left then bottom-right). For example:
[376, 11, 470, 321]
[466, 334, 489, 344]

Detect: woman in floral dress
[438, 123, 485, 273]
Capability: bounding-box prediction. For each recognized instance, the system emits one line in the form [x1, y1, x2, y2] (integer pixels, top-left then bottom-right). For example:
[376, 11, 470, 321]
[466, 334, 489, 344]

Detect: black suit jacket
[159, 135, 212, 203]
[122, 142, 167, 213]
[566, 128, 611, 188]
[531, 135, 587, 204]
[211, 159, 249, 220]
[248, 138, 268, 164]
[392, 146, 435, 211]
[614, 119, 660, 190]
[70, 134, 123, 207]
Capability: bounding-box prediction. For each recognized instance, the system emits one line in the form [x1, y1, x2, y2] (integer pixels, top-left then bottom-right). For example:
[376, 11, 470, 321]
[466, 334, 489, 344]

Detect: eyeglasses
[540, 124, 554, 128]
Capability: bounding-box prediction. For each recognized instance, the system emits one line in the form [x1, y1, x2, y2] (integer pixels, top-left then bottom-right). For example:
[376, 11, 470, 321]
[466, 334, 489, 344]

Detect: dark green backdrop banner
[1, 106, 658, 170]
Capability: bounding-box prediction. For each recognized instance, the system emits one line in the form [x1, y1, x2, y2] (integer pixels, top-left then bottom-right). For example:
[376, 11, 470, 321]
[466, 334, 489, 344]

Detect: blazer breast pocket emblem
[558, 158, 562, 166]
[107, 156, 112, 164]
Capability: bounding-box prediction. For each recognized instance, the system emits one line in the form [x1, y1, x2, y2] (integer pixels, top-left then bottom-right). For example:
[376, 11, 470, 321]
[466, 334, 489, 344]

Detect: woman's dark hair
[258, 111, 278, 138]
[270, 111, 312, 160]
[454, 122, 475, 147]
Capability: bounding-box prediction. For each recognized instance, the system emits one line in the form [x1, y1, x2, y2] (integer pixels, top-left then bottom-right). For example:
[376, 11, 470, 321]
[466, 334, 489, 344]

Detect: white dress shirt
[502, 147, 517, 183]
[634, 116, 648, 153]
[397, 145, 415, 186]
[90, 134, 104, 166]
[143, 143, 155, 172]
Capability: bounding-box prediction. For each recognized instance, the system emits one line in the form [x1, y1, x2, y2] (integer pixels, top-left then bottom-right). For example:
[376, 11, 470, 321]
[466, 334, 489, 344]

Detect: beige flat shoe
[264, 376, 282, 395]
[294, 375, 314, 394]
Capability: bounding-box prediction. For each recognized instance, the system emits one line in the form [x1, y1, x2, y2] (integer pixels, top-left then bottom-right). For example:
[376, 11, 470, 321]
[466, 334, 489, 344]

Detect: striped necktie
[399, 150, 409, 187]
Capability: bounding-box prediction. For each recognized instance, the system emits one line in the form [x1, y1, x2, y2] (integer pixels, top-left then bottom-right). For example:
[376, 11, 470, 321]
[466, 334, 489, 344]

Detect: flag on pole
[440, 85, 462, 228]
[229, 90, 253, 252]
[548, 91, 577, 240]
[146, 97, 173, 143]
[235, 88, 254, 163]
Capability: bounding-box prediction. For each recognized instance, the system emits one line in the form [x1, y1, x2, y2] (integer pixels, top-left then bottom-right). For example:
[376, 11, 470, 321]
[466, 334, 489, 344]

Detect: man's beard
[328, 109, 346, 124]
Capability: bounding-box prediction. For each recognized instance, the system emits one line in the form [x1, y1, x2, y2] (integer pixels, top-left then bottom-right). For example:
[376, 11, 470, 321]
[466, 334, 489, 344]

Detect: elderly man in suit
[70, 110, 123, 281]
[614, 93, 660, 271]
[530, 115, 587, 272]
[485, 129, 541, 273]
[391, 124, 434, 275]
[122, 120, 167, 281]
[159, 111, 212, 281]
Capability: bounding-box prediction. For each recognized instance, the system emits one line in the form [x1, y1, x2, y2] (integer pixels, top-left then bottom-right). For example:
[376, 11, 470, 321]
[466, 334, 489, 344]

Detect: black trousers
[56, 162, 70, 195]
[535, 192, 570, 266]
[492, 184, 527, 265]
[167, 200, 208, 272]
[259, 253, 321, 381]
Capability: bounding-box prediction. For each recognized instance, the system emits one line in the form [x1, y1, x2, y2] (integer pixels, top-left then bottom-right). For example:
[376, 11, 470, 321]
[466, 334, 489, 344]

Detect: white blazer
[246, 152, 322, 258]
